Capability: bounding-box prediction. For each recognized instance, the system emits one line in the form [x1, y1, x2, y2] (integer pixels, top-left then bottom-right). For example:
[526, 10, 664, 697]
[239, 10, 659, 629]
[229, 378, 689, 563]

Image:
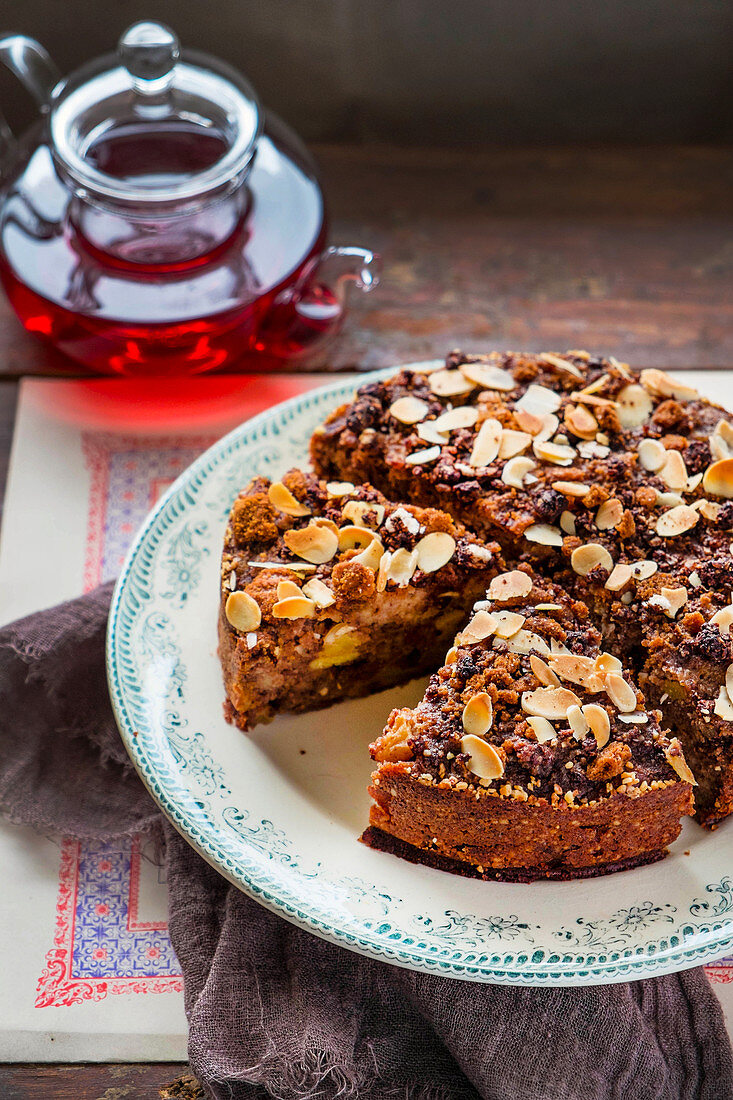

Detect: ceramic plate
[108, 363, 733, 986]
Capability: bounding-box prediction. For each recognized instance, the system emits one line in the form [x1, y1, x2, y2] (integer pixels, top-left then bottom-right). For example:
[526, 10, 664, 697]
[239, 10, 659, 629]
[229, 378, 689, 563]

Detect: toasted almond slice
[276, 579, 302, 600]
[352, 537, 385, 571]
[498, 429, 532, 459]
[268, 481, 311, 517]
[459, 362, 516, 390]
[605, 563, 632, 591]
[432, 406, 479, 433]
[629, 560, 658, 580]
[533, 412, 560, 444]
[583, 704, 611, 748]
[617, 383, 653, 428]
[564, 404, 598, 440]
[697, 499, 722, 521]
[225, 591, 261, 632]
[459, 734, 505, 780]
[656, 491, 684, 508]
[710, 419, 733, 461]
[376, 550, 391, 593]
[567, 704, 590, 739]
[493, 610, 526, 638]
[526, 716, 556, 743]
[686, 472, 703, 493]
[504, 629, 551, 656]
[272, 595, 317, 619]
[660, 450, 688, 491]
[569, 390, 616, 409]
[661, 586, 688, 619]
[457, 609, 499, 644]
[385, 547, 418, 587]
[338, 525, 377, 551]
[416, 531, 456, 573]
[552, 480, 591, 498]
[302, 577, 335, 608]
[714, 684, 733, 720]
[516, 384, 562, 416]
[417, 420, 448, 445]
[606, 673, 637, 712]
[469, 418, 503, 467]
[638, 438, 667, 472]
[429, 369, 476, 397]
[326, 481, 355, 497]
[462, 692, 494, 736]
[284, 524, 339, 564]
[726, 664, 733, 702]
[703, 457, 733, 498]
[488, 570, 533, 601]
[596, 498, 624, 530]
[247, 560, 316, 574]
[578, 440, 610, 459]
[530, 654, 561, 686]
[405, 445, 442, 466]
[502, 455, 537, 489]
[389, 396, 430, 424]
[523, 523, 563, 547]
[579, 372, 610, 394]
[514, 408, 545, 435]
[445, 646, 459, 665]
[595, 652, 623, 673]
[533, 439, 576, 466]
[618, 713, 649, 724]
[711, 605, 733, 636]
[571, 543, 614, 576]
[521, 686, 582, 719]
[640, 368, 699, 402]
[656, 504, 700, 537]
[539, 352, 584, 379]
[560, 510, 577, 535]
[311, 516, 340, 536]
[342, 500, 386, 528]
[549, 653, 602, 690]
[664, 743, 697, 785]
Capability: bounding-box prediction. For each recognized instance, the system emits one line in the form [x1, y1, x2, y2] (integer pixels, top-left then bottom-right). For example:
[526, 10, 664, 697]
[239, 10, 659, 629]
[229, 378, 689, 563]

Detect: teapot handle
[0, 35, 61, 164]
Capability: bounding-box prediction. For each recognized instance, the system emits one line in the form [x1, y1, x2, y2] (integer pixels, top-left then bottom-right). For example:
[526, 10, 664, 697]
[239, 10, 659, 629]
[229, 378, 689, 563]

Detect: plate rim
[107, 364, 733, 986]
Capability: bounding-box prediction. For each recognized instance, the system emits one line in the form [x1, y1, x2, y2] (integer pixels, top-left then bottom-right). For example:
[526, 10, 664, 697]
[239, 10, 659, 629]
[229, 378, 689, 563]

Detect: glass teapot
[0, 23, 380, 374]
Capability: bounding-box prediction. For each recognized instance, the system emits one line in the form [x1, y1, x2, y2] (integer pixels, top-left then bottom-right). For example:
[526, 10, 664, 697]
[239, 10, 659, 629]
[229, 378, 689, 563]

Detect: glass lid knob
[117, 21, 180, 94]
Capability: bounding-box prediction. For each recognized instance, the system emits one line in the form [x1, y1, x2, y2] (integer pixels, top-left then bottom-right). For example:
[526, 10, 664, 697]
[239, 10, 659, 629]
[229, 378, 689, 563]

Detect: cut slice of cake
[364, 567, 695, 880]
[219, 470, 502, 729]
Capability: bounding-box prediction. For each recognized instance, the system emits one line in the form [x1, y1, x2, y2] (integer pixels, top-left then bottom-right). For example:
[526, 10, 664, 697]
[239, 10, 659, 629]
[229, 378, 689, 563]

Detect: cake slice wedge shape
[364, 567, 695, 881]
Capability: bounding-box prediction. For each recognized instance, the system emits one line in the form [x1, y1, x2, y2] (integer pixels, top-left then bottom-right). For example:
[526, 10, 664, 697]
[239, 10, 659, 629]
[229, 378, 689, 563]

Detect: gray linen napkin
[1, 585, 732, 1100]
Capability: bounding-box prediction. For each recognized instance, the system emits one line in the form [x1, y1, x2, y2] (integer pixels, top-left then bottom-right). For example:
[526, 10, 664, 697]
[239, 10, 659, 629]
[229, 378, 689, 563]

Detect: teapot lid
[49, 22, 262, 208]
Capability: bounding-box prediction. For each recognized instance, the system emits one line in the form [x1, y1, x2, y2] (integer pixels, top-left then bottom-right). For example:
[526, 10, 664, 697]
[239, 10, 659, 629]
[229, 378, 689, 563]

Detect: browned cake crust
[311, 351, 733, 831]
[219, 470, 501, 729]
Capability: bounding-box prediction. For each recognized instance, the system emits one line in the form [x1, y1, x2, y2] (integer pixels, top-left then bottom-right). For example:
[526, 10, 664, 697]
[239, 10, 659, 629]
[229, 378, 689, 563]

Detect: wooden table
[1, 143, 733, 1097]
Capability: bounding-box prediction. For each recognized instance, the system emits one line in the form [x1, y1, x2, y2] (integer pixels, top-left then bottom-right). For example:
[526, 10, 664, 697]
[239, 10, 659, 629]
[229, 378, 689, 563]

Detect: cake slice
[364, 567, 695, 880]
[219, 470, 502, 729]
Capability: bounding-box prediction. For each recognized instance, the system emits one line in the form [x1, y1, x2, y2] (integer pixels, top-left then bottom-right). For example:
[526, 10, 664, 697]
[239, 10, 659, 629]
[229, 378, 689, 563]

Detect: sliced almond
[389, 396, 430, 425]
[549, 653, 603, 691]
[493, 610, 526, 638]
[488, 570, 533, 601]
[686, 472, 703, 494]
[595, 652, 623, 673]
[583, 703, 611, 748]
[629, 560, 658, 580]
[640, 369, 699, 402]
[459, 362, 516, 390]
[247, 560, 316, 574]
[605, 673, 637, 713]
[564, 404, 598, 440]
[514, 408, 545, 435]
[533, 439, 576, 467]
[376, 550, 391, 593]
[385, 547, 418, 587]
[457, 609, 498, 644]
[430, 369, 476, 397]
[276, 579, 302, 600]
[521, 686, 582, 719]
[416, 531, 456, 573]
[616, 383, 654, 428]
[697, 499, 723, 521]
[432, 406, 479, 433]
[660, 450, 688, 491]
[638, 438, 667, 472]
[342, 500, 386, 528]
[552, 480, 591, 498]
[703, 457, 733, 498]
[405, 445, 442, 466]
[311, 516, 339, 536]
[727, 664, 733, 702]
[469, 418, 503, 467]
[502, 455, 537, 489]
[578, 440, 610, 459]
[225, 591, 261, 632]
[665, 748, 697, 785]
[530, 654, 561, 687]
[283, 524, 339, 564]
[272, 595, 317, 619]
[459, 735, 504, 780]
[571, 543, 614, 576]
[656, 491, 684, 508]
[560, 510, 577, 535]
[504, 629, 551, 656]
[352, 537, 385, 571]
[710, 606, 733, 636]
[714, 684, 733, 720]
[417, 420, 448, 445]
[523, 523, 563, 547]
[337, 525, 377, 551]
[462, 692, 494, 736]
[526, 716, 556, 743]
[302, 577, 336, 608]
[656, 504, 700, 537]
[605, 563, 632, 591]
[516, 384, 562, 417]
[710, 419, 733, 461]
[661, 586, 688, 619]
[268, 481, 311, 517]
[498, 429, 532, 459]
[326, 481, 355, 497]
[567, 704, 590, 739]
[569, 390, 616, 409]
[595, 498, 624, 530]
[540, 351, 584, 379]
[534, 413, 560, 444]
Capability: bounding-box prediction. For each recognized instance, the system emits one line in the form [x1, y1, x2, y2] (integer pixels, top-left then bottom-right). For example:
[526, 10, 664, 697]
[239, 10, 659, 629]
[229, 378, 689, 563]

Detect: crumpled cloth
[1, 585, 732, 1100]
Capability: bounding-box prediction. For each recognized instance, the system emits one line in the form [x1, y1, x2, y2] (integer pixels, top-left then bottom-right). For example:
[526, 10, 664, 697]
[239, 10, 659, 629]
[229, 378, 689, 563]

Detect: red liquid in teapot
[0, 118, 332, 374]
